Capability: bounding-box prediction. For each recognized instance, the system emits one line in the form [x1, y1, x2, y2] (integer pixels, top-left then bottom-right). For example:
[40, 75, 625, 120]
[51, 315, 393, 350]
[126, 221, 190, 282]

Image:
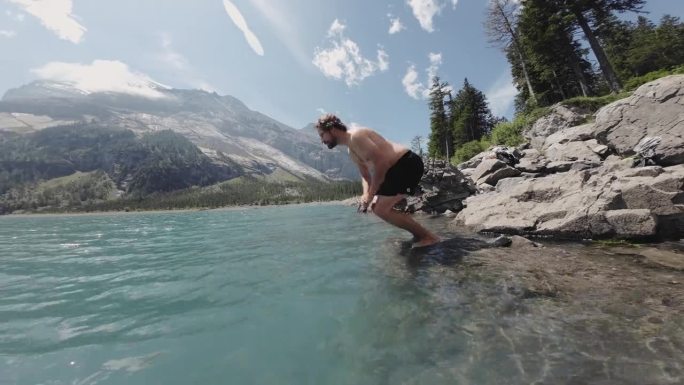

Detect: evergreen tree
[556, 0, 646, 93]
[410, 136, 424, 157]
[516, 0, 597, 106]
[427, 76, 451, 158]
[484, 0, 537, 105]
[448, 79, 496, 150]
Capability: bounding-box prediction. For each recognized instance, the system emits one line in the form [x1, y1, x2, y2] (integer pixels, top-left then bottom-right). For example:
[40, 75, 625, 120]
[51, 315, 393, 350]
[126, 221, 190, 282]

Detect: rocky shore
[412, 75, 683, 242]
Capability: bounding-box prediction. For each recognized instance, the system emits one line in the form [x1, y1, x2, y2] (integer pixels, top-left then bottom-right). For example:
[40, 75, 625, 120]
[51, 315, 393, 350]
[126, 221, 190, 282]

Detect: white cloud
[0, 30, 17, 38]
[328, 19, 346, 37]
[5, 10, 25, 22]
[402, 52, 446, 100]
[247, 0, 311, 69]
[31, 60, 169, 99]
[316, 108, 326, 115]
[8, 0, 86, 43]
[451, 0, 459, 9]
[222, 0, 264, 56]
[486, 71, 517, 117]
[313, 19, 390, 87]
[407, 0, 443, 33]
[402, 65, 424, 99]
[156, 33, 215, 92]
[388, 16, 405, 35]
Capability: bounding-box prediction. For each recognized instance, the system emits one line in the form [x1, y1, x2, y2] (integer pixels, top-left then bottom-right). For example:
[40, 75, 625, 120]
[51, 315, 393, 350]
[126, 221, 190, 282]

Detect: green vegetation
[0, 123, 240, 196]
[94, 177, 360, 212]
[450, 107, 550, 164]
[593, 239, 639, 248]
[427, 78, 498, 159]
[623, 66, 684, 91]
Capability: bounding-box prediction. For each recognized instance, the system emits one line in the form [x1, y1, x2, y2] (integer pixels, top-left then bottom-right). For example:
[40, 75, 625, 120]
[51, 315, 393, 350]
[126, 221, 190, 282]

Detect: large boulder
[453, 163, 684, 239]
[545, 139, 603, 164]
[542, 123, 596, 150]
[525, 104, 591, 150]
[470, 159, 521, 186]
[593, 75, 684, 166]
[417, 163, 476, 213]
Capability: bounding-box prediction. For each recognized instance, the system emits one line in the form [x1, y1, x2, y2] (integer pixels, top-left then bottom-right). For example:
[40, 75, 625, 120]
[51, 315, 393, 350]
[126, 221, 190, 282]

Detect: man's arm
[350, 133, 391, 198]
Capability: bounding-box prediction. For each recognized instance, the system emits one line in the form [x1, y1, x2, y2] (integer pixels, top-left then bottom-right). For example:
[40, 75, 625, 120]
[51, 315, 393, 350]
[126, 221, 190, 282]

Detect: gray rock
[638, 248, 684, 271]
[417, 163, 476, 214]
[570, 161, 600, 171]
[481, 165, 521, 186]
[471, 159, 506, 181]
[545, 161, 574, 173]
[593, 75, 684, 166]
[542, 123, 596, 150]
[622, 166, 664, 178]
[525, 104, 591, 150]
[604, 209, 657, 237]
[545, 139, 602, 163]
[488, 235, 513, 247]
[496, 177, 526, 192]
[510, 235, 541, 248]
[592, 144, 609, 156]
[453, 164, 684, 239]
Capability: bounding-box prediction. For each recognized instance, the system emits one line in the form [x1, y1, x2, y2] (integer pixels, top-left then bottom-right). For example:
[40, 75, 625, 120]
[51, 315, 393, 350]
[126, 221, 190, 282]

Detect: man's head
[315, 113, 347, 149]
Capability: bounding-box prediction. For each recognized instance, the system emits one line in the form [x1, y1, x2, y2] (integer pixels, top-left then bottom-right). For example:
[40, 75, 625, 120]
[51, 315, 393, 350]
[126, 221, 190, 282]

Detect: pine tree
[448, 79, 496, 151]
[484, 0, 537, 105]
[427, 76, 451, 158]
[556, 0, 646, 93]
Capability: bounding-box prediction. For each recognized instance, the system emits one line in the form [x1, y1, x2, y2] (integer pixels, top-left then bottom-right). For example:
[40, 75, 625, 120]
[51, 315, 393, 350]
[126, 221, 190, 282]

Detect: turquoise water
[0, 204, 682, 384]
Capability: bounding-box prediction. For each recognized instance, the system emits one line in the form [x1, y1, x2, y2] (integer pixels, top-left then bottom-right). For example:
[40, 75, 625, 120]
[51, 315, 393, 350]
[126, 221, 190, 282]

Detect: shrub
[451, 140, 488, 165]
[623, 65, 684, 91]
[561, 93, 632, 113]
[487, 107, 550, 147]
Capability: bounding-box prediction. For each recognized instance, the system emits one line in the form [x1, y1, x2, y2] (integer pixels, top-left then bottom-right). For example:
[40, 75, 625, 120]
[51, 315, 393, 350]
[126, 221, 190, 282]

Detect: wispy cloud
[8, 0, 86, 43]
[486, 70, 517, 117]
[0, 30, 17, 38]
[222, 0, 264, 56]
[407, 0, 443, 33]
[247, 0, 311, 69]
[5, 10, 25, 22]
[451, 0, 459, 9]
[388, 14, 405, 35]
[313, 19, 390, 87]
[31, 60, 169, 99]
[402, 52, 445, 99]
[156, 33, 215, 92]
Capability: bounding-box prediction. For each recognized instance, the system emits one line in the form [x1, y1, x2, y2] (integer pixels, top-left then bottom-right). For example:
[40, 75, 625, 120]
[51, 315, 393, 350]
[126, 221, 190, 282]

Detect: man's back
[347, 128, 408, 168]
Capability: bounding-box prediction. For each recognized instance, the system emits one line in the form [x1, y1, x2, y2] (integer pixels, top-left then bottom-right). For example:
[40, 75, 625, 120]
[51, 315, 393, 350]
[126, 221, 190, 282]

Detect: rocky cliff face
[421, 75, 684, 240]
[0, 81, 358, 182]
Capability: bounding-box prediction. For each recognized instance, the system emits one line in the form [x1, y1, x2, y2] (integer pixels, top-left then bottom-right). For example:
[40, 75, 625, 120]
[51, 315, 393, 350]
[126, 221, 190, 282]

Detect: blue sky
[0, 0, 681, 146]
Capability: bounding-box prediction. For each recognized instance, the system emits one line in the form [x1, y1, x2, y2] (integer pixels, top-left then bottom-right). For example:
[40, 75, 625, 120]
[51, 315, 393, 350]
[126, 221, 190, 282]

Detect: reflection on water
[0, 206, 682, 385]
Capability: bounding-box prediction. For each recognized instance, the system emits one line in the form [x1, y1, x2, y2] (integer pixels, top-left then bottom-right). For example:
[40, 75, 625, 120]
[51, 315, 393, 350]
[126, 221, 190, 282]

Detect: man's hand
[357, 194, 370, 213]
[357, 195, 377, 213]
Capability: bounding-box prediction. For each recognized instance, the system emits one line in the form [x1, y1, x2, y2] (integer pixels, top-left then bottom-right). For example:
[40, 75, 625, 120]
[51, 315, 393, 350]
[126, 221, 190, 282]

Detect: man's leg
[373, 195, 440, 247]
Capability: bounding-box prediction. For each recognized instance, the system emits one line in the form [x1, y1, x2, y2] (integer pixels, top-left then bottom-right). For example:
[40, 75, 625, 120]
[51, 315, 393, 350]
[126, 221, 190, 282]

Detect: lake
[1, 204, 682, 384]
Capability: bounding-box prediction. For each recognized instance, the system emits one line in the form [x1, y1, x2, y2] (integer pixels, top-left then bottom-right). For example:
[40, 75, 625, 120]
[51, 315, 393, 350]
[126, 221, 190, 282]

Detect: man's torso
[347, 128, 408, 171]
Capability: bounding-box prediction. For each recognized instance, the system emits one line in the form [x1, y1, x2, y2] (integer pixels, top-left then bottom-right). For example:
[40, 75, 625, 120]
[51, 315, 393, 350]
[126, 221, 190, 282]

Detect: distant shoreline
[0, 199, 356, 219]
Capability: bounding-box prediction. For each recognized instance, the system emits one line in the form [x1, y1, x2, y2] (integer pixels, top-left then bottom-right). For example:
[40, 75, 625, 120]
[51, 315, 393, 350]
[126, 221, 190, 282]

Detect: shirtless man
[315, 114, 440, 247]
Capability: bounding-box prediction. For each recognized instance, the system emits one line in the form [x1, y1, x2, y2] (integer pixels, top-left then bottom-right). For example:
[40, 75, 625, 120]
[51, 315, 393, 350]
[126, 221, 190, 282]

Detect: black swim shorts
[376, 151, 424, 196]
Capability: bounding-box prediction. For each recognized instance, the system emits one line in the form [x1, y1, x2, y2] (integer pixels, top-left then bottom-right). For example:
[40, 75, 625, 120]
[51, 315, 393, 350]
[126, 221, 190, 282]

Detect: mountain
[0, 80, 359, 183]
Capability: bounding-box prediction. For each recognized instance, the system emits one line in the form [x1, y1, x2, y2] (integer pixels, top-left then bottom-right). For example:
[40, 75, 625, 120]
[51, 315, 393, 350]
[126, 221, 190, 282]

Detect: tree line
[425, 0, 683, 162]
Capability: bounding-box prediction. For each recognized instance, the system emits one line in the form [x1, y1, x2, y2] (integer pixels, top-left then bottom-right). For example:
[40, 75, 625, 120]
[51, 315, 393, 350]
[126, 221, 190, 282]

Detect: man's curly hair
[315, 113, 347, 132]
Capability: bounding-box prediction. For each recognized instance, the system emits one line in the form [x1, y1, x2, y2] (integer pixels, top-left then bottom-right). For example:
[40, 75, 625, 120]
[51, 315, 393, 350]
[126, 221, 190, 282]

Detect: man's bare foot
[412, 235, 441, 248]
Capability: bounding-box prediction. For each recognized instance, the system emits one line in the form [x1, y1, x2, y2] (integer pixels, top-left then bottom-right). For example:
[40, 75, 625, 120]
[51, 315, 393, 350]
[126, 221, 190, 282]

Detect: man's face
[318, 128, 337, 149]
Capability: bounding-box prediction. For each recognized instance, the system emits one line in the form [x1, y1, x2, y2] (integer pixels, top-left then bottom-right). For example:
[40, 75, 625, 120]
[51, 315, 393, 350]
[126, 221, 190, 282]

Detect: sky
[0, 0, 682, 146]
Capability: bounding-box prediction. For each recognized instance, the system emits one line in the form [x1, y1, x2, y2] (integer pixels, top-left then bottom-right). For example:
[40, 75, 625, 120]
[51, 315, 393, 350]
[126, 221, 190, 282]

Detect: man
[315, 114, 440, 247]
